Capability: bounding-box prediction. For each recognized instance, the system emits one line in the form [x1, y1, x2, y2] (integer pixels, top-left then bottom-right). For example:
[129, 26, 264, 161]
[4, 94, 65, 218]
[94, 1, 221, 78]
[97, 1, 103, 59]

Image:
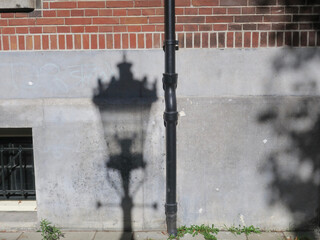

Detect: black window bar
[0, 143, 35, 200]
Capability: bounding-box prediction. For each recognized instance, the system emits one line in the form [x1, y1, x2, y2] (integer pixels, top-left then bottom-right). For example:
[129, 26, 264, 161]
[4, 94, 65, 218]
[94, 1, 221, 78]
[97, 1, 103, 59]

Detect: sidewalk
[0, 230, 318, 240]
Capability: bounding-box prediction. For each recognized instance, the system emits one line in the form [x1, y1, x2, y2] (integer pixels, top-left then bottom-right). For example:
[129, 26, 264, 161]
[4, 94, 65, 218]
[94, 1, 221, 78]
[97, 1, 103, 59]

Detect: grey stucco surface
[0, 49, 319, 231]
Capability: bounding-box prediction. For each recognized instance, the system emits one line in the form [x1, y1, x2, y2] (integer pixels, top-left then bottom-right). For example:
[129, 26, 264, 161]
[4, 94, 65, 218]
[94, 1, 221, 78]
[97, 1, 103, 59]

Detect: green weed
[39, 219, 64, 240]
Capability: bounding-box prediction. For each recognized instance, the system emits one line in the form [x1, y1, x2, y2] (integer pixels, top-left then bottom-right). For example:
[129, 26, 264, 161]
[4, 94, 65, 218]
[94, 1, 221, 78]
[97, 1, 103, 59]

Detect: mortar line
[91, 231, 97, 240]
[16, 232, 24, 240]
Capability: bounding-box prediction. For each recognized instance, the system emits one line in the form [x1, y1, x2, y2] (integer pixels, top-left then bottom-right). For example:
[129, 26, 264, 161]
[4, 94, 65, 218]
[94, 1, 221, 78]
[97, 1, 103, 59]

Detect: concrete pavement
[0, 231, 319, 240]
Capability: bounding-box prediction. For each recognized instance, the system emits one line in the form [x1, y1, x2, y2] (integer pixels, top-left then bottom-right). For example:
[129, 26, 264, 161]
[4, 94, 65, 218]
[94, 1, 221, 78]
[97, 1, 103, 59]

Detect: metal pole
[163, 0, 178, 236]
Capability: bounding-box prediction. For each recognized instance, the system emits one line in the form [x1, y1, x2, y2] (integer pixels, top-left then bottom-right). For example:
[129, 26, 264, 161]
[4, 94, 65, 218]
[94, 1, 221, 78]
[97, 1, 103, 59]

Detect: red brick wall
[0, 0, 319, 51]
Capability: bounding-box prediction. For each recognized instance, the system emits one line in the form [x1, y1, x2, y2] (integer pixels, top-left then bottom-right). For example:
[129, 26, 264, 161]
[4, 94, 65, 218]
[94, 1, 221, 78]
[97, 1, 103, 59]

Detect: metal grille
[0, 143, 35, 200]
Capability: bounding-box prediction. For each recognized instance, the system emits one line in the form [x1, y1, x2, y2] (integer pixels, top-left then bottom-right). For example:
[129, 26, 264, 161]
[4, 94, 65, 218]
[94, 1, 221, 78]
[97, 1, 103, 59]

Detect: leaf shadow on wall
[257, 48, 320, 239]
[92, 54, 158, 240]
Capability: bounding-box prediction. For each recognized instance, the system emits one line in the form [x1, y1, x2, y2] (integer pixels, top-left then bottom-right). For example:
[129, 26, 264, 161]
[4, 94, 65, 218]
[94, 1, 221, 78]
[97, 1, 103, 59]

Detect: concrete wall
[0, 48, 319, 231]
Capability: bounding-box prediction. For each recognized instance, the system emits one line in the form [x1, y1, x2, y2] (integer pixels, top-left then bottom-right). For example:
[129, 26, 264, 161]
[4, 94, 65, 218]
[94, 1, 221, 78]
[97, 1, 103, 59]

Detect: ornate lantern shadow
[93, 55, 158, 240]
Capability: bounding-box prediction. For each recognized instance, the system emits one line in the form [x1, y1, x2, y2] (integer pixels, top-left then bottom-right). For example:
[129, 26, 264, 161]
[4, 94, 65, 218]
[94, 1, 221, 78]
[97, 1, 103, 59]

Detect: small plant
[39, 219, 64, 240]
[168, 224, 219, 240]
[225, 225, 261, 236]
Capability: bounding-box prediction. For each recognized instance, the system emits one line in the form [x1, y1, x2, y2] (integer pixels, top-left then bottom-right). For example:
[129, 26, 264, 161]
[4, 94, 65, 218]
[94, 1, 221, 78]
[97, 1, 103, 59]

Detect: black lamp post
[163, 0, 179, 236]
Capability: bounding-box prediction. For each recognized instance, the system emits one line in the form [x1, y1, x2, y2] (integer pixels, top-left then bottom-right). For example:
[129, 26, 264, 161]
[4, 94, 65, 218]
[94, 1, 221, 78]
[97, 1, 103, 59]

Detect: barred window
[0, 128, 35, 200]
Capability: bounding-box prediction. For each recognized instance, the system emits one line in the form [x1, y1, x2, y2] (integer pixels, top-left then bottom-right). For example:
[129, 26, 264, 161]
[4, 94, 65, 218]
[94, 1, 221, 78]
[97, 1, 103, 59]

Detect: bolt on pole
[163, 0, 179, 236]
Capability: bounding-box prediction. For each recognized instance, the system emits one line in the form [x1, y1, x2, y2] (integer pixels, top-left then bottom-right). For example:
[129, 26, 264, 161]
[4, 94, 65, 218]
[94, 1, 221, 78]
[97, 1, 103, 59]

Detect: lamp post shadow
[93, 54, 158, 240]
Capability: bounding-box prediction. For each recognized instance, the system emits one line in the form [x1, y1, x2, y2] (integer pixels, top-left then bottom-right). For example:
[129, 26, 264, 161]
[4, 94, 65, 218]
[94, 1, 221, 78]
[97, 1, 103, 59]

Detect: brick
[43, 2, 49, 9]
[218, 32, 225, 48]
[256, 7, 270, 14]
[16, 27, 28, 34]
[106, 1, 133, 8]
[309, 31, 315, 46]
[65, 18, 91, 25]
[42, 35, 49, 50]
[156, 25, 164, 31]
[242, 7, 255, 14]
[78, 1, 105, 8]
[138, 33, 144, 48]
[91, 34, 97, 49]
[37, 18, 64, 25]
[93, 17, 119, 24]
[34, 35, 41, 50]
[99, 9, 112, 16]
[235, 32, 242, 47]
[177, 16, 205, 23]
[285, 6, 299, 13]
[146, 33, 152, 48]
[300, 23, 313, 30]
[114, 26, 127, 32]
[293, 15, 319, 22]
[0, 37, 2, 51]
[43, 10, 56, 17]
[228, 8, 241, 14]
[194, 33, 200, 48]
[277, 32, 284, 46]
[192, 0, 218, 6]
[9, 19, 35, 26]
[185, 8, 198, 15]
[122, 33, 129, 49]
[135, 0, 162, 7]
[175, 8, 183, 15]
[272, 23, 285, 30]
[59, 35, 65, 49]
[0, 19, 7, 26]
[57, 26, 71, 33]
[130, 33, 136, 48]
[1, 13, 14, 18]
[2, 27, 15, 34]
[210, 32, 216, 47]
[71, 26, 85, 33]
[99, 26, 113, 32]
[317, 32, 320, 46]
[73, 34, 81, 49]
[271, 7, 284, 14]
[201, 33, 209, 48]
[50, 35, 57, 49]
[50, 2, 77, 9]
[301, 31, 307, 46]
[2, 36, 9, 50]
[278, 0, 305, 5]
[18, 35, 25, 50]
[213, 8, 226, 14]
[85, 9, 99, 16]
[285, 32, 292, 46]
[10, 36, 17, 50]
[128, 25, 141, 32]
[176, 0, 191, 6]
[199, 8, 212, 15]
[26, 35, 33, 50]
[206, 16, 233, 23]
[227, 32, 233, 47]
[199, 24, 212, 31]
[244, 32, 251, 48]
[30, 26, 42, 34]
[15, 13, 29, 18]
[113, 9, 127, 16]
[214, 24, 227, 31]
[114, 34, 121, 48]
[186, 33, 192, 47]
[243, 24, 256, 30]
[71, 9, 84, 16]
[57, 10, 70, 17]
[286, 23, 298, 30]
[128, 9, 141, 16]
[220, 0, 247, 6]
[249, 0, 276, 5]
[293, 32, 299, 46]
[176, 24, 183, 31]
[106, 34, 113, 49]
[142, 9, 156, 15]
[66, 35, 73, 49]
[154, 33, 161, 48]
[228, 24, 241, 30]
[83, 34, 89, 49]
[268, 32, 275, 47]
[148, 16, 164, 24]
[184, 24, 198, 31]
[252, 32, 259, 47]
[43, 26, 57, 33]
[264, 15, 291, 22]
[235, 16, 262, 22]
[260, 32, 267, 47]
[141, 25, 154, 32]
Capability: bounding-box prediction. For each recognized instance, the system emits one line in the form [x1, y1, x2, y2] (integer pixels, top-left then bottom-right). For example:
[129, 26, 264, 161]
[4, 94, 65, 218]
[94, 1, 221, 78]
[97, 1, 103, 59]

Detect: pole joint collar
[163, 40, 179, 51]
[165, 203, 178, 214]
[162, 73, 178, 90]
[164, 112, 178, 125]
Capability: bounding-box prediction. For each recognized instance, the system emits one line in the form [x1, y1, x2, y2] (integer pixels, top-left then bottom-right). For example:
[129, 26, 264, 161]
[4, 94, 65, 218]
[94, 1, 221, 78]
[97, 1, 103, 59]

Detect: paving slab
[18, 232, 42, 240]
[283, 232, 318, 240]
[216, 232, 246, 240]
[133, 231, 168, 240]
[248, 232, 285, 240]
[94, 231, 132, 240]
[63, 232, 96, 240]
[0, 233, 22, 240]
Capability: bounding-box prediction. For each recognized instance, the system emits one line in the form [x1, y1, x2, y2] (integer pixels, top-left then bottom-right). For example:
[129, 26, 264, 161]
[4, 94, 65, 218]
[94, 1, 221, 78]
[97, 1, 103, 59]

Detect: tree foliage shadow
[92, 55, 158, 240]
[257, 48, 320, 239]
